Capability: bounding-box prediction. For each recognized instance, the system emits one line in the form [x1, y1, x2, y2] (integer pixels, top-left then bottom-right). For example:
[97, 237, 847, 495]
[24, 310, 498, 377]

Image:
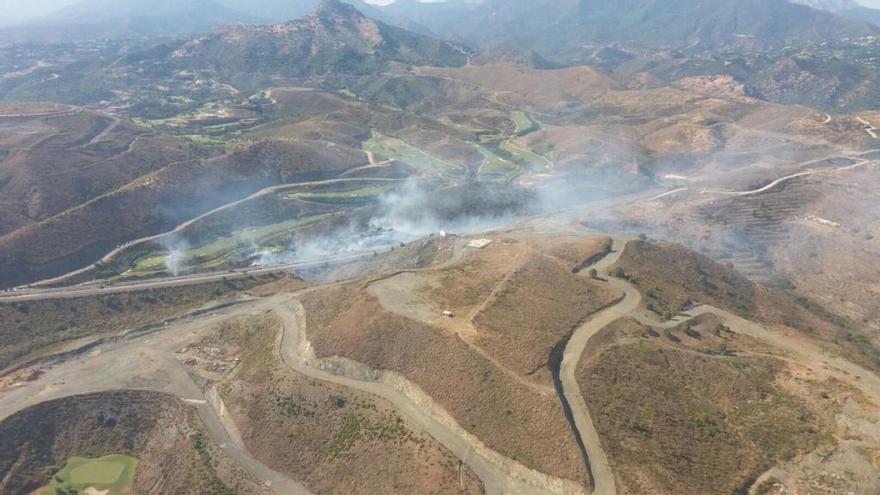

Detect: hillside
[0, 391, 272, 495]
[217, 0, 320, 22]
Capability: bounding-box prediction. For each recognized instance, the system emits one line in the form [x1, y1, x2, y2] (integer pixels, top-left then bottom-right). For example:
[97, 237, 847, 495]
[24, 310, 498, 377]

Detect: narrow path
[684, 306, 880, 404]
[87, 115, 121, 146]
[558, 239, 636, 495]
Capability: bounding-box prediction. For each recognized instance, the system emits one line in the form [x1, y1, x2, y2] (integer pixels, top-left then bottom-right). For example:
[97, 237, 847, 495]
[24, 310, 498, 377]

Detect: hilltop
[150, 0, 467, 80]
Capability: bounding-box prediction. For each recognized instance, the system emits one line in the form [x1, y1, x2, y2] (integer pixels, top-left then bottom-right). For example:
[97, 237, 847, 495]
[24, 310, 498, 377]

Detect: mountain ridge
[149, 0, 468, 80]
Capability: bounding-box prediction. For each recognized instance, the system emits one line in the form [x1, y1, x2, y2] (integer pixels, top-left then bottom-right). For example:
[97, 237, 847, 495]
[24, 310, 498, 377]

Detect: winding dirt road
[558, 239, 633, 495]
[647, 153, 878, 201]
[556, 235, 880, 495]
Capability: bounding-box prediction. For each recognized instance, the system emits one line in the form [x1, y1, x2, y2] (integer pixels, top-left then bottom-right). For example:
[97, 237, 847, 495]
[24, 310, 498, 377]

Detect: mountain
[358, 0, 880, 111]
[788, 0, 859, 11]
[364, 0, 878, 64]
[791, 0, 880, 27]
[152, 0, 467, 79]
[838, 6, 880, 26]
[0, 0, 261, 43]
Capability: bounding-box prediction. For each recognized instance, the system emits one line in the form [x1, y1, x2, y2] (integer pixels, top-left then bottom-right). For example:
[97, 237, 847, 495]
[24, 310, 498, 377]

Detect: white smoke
[162, 238, 190, 277]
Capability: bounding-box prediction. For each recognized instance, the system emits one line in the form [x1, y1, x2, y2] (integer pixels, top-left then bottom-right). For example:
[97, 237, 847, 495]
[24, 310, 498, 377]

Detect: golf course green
[40, 454, 138, 495]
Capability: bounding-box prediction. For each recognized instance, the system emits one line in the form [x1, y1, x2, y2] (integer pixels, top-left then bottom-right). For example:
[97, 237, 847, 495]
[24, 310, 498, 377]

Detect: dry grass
[577, 335, 830, 495]
[421, 64, 616, 111]
[302, 283, 588, 484]
[614, 240, 757, 319]
[299, 235, 619, 484]
[473, 253, 617, 382]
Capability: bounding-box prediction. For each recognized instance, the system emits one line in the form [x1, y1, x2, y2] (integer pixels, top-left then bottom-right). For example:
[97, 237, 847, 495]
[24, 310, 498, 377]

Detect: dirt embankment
[0, 390, 271, 495]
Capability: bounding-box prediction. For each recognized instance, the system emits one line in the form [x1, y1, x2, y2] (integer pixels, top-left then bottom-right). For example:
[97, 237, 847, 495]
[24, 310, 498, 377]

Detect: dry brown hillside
[299, 234, 619, 485]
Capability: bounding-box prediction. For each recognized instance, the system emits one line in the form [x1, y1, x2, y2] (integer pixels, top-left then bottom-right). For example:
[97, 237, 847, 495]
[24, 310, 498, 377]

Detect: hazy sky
[2, 0, 880, 25]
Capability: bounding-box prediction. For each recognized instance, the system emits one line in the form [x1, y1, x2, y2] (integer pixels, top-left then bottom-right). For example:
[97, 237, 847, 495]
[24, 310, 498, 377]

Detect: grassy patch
[499, 141, 551, 172]
[118, 214, 332, 279]
[325, 414, 412, 460]
[476, 145, 520, 178]
[793, 295, 852, 329]
[39, 455, 138, 495]
[284, 184, 400, 206]
[363, 132, 463, 175]
[272, 393, 316, 418]
[511, 111, 542, 136]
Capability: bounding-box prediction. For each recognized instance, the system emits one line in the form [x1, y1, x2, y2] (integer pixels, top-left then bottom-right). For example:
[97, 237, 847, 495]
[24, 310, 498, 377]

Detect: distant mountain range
[0, 0, 263, 42]
[359, 0, 879, 63]
[789, 0, 859, 11]
[790, 0, 880, 26]
[837, 6, 880, 26]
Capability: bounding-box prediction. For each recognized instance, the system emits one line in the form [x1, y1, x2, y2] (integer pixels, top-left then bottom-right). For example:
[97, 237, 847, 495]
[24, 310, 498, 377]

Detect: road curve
[274, 299, 585, 495]
[559, 238, 638, 495]
[645, 153, 878, 201]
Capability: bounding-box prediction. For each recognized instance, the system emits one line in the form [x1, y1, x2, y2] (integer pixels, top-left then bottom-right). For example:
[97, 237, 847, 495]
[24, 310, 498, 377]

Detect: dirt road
[0, 249, 380, 303]
[644, 153, 878, 200]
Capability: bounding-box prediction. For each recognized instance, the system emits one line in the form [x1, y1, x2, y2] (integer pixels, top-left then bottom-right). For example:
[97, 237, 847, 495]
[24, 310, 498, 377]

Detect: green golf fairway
[40, 454, 138, 495]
